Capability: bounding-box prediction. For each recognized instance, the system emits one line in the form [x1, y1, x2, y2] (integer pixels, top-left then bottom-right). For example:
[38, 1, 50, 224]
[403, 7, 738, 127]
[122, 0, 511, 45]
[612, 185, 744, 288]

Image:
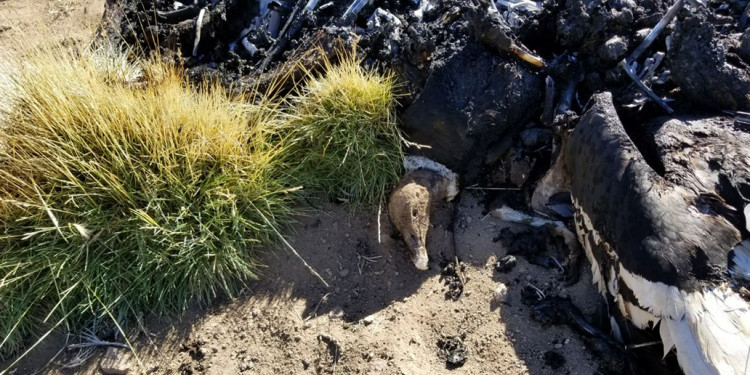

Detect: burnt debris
[101, 1, 750, 374]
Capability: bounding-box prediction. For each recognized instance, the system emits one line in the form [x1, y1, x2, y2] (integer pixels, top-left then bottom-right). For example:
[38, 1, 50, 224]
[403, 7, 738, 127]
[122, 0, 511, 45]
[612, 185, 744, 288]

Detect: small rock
[493, 283, 510, 304]
[339, 269, 350, 277]
[363, 314, 375, 325]
[335, 287, 341, 293]
[329, 306, 345, 319]
[100, 347, 131, 375]
[495, 255, 517, 273]
[554, 343, 563, 349]
[599, 36, 628, 62]
[635, 28, 651, 43]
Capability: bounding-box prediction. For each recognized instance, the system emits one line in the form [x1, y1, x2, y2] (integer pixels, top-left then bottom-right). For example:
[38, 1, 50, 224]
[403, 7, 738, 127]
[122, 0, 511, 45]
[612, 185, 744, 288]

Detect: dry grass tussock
[0, 43, 296, 360]
[282, 50, 404, 205]
[0, 42, 403, 367]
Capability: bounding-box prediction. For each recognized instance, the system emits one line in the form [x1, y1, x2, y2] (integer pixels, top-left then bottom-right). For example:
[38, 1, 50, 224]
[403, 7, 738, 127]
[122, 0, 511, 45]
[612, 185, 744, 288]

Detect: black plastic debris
[440, 259, 467, 301]
[495, 255, 517, 273]
[437, 335, 468, 368]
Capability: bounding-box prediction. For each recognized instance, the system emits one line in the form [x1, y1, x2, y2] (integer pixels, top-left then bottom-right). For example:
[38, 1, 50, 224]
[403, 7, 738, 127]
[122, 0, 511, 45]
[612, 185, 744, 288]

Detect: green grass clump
[283, 52, 404, 205]
[0, 43, 403, 364]
[0, 45, 294, 358]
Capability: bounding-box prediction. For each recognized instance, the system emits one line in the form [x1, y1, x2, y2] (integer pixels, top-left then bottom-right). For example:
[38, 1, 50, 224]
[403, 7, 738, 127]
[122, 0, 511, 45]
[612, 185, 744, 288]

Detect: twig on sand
[377, 202, 382, 244]
[357, 252, 381, 275]
[276, 229, 330, 288]
[254, 204, 330, 288]
[454, 256, 466, 286]
[304, 292, 331, 321]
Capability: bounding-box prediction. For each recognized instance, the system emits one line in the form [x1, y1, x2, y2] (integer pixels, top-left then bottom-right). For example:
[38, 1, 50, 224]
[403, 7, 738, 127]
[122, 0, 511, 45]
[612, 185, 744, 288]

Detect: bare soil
[0, 0, 104, 56]
[7, 194, 604, 375]
[0, 2, 607, 374]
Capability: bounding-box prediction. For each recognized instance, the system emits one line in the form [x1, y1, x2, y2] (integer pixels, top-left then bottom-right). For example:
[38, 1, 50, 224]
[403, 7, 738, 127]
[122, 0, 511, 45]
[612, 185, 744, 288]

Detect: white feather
[403, 156, 459, 201]
[574, 202, 750, 375]
[621, 266, 750, 375]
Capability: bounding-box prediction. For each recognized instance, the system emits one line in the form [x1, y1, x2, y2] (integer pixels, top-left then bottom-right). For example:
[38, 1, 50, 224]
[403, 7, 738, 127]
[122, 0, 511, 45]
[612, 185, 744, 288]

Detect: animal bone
[389, 157, 458, 270]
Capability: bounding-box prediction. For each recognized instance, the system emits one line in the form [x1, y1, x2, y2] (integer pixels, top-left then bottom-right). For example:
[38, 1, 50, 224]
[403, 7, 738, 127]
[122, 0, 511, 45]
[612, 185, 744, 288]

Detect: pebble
[339, 269, 350, 277]
[329, 306, 344, 319]
[554, 343, 563, 349]
[600, 36, 628, 61]
[363, 314, 375, 325]
[100, 347, 131, 375]
[493, 283, 510, 303]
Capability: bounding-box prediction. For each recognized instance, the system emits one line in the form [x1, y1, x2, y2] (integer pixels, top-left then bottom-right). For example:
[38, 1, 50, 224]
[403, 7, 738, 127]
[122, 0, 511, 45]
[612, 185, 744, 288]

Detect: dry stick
[192, 7, 207, 57]
[620, 59, 674, 114]
[377, 202, 383, 244]
[626, 0, 684, 64]
[255, 206, 329, 288]
[275, 227, 329, 288]
[304, 292, 331, 321]
[258, 0, 308, 72]
[620, 0, 685, 113]
[626, 341, 662, 350]
[454, 256, 466, 286]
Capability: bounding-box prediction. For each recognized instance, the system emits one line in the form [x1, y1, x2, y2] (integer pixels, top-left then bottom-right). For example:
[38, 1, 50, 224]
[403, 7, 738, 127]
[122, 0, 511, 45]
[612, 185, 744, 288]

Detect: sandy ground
[6, 194, 605, 375]
[0, 0, 104, 55]
[0, 2, 608, 374]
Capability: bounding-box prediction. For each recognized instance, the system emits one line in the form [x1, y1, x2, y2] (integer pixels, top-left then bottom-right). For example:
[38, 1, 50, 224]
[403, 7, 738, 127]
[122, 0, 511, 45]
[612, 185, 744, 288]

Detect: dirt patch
[6, 194, 607, 374]
[0, 0, 105, 56]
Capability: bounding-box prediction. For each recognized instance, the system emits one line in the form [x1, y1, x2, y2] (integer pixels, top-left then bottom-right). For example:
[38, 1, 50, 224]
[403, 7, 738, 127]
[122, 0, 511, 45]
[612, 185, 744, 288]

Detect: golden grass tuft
[0, 44, 295, 359]
[0, 42, 403, 365]
[282, 50, 404, 205]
